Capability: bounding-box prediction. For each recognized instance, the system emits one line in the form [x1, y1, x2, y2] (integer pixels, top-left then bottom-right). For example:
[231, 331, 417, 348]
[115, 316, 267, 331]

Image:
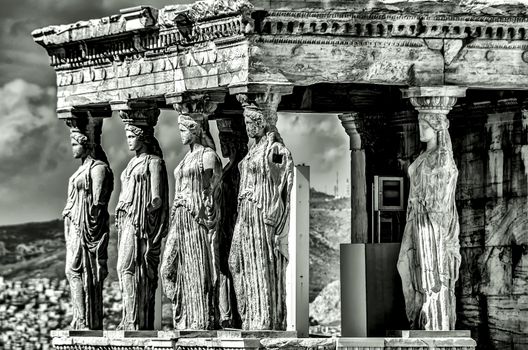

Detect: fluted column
[399, 86, 466, 331]
[338, 113, 368, 244]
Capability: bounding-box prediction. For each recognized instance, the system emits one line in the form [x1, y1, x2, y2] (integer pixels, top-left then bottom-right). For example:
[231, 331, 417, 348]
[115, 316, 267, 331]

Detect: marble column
[485, 112, 515, 199]
[338, 113, 368, 244]
[215, 114, 248, 329]
[58, 107, 113, 330]
[228, 88, 294, 330]
[162, 92, 225, 330]
[110, 101, 170, 331]
[398, 86, 466, 330]
[520, 108, 528, 193]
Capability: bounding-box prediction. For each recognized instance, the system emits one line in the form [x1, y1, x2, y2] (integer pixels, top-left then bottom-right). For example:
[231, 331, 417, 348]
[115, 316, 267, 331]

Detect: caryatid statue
[397, 89, 464, 330]
[217, 117, 248, 328]
[228, 96, 294, 330]
[116, 108, 169, 330]
[62, 113, 113, 330]
[161, 111, 222, 330]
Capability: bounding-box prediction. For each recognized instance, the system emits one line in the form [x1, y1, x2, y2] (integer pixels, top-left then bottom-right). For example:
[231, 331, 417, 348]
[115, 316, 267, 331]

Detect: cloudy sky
[0, 0, 349, 225]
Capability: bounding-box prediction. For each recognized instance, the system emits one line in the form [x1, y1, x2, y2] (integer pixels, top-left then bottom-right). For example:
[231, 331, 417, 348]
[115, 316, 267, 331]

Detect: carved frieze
[34, 13, 246, 72]
[258, 10, 528, 42]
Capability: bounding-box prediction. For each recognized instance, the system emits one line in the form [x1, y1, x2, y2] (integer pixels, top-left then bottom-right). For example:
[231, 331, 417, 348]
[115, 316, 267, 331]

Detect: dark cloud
[0, 79, 62, 177]
[0, 2, 351, 224]
[0, 0, 191, 87]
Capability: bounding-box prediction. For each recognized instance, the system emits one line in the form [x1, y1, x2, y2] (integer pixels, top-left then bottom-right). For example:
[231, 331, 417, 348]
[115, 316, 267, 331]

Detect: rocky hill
[0, 219, 119, 282]
[0, 189, 350, 330]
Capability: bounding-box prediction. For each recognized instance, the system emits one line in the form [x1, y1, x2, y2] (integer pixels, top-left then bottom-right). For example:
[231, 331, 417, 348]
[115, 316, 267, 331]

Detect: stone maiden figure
[161, 114, 222, 330]
[116, 111, 169, 330]
[62, 118, 113, 330]
[397, 112, 461, 330]
[217, 118, 248, 329]
[229, 103, 294, 330]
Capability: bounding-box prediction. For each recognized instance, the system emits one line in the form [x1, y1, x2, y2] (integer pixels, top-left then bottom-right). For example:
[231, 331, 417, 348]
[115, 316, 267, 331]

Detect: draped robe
[229, 132, 294, 330]
[397, 149, 461, 330]
[63, 158, 113, 330]
[161, 145, 222, 329]
[116, 154, 169, 330]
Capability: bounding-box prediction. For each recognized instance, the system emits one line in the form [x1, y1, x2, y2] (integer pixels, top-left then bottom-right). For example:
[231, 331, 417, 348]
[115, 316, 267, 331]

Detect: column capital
[166, 92, 225, 121]
[401, 86, 467, 115]
[236, 91, 287, 128]
[231, 82, 293, 128]
[338, 113, 364, 150]
[110, 100, 160, 127]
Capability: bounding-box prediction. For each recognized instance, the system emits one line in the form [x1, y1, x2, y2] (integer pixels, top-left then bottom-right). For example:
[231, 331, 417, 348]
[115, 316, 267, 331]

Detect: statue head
[120, 108, 163, 158]
[418, 113, 449, 141]
[243, 105, 268, 139]
[70, 130, 89, 159]
[66, 117, 109, 164]
[178, 114, 216, 151]
[124, 123, 163, 158]
[125, 124, 148, 152]
[418, 113, 452, 154]
[178, 114, 202, 146]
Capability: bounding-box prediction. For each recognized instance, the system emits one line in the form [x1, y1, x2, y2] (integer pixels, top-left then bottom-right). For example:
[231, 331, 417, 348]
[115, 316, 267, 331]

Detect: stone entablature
[32, 0, 528, 112]
[32, 2, 255, 110]
[32, 7, 250, 71]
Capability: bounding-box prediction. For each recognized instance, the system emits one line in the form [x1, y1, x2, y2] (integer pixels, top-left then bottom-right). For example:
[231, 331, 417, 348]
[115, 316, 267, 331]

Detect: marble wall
[444, 100, 527, 349]
[374, 97, 527, 348]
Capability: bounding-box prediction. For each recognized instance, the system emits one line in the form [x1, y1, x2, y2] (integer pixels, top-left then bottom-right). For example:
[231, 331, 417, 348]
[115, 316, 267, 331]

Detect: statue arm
[201, 150, 222, 229]
[202, 149, 222, 283]
[264, 143, 294, 229]
[90, 164, 110, 219]
[148, 158, 163, 212]
[425, 153, 458, 213]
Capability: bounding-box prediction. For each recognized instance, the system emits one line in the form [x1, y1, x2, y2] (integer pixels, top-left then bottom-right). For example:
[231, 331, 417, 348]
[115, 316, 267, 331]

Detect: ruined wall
[444, 99, 528, 349]
[382, 97, 528, 349]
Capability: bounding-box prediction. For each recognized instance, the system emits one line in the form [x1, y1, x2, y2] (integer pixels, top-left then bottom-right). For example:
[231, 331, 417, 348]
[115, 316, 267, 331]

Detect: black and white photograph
[0, 0, 527, 349]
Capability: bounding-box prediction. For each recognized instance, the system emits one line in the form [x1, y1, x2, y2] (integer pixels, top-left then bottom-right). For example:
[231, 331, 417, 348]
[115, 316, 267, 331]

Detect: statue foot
[71, 318, 88, 330]
[117, 320, 138, 331]
[221, 319, 232, 329]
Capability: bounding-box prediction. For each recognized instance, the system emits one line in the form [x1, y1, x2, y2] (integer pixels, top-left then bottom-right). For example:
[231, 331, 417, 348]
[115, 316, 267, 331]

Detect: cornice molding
[33, 9, 247, 71]
[257, 9, 528, 42]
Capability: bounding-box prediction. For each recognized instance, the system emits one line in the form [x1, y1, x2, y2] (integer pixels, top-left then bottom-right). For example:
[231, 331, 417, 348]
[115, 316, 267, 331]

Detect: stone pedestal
[49, 330, 337, 350]
[340, 243, 406, 337]
[337, 330, 476, 350]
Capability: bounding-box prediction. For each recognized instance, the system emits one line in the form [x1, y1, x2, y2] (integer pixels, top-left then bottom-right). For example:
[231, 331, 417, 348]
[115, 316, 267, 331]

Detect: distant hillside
[0, 218, 118, 282]
[0, 219, 63, 251]
[310, 188, 350, 210]
[0, 193, 350, 304]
